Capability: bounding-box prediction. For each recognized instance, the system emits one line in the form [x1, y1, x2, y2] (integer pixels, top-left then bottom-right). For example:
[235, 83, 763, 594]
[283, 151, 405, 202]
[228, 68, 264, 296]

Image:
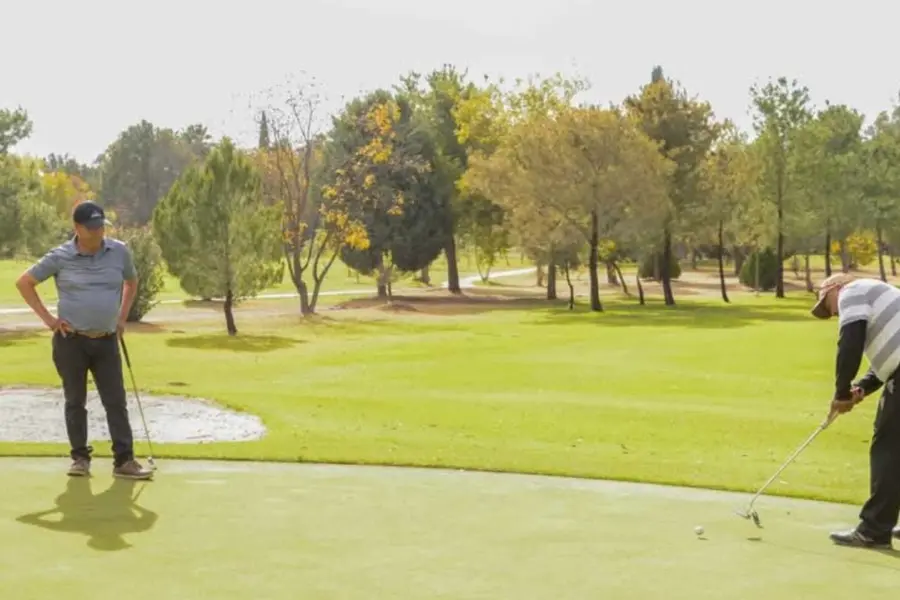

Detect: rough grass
[0, 290, 879, 506]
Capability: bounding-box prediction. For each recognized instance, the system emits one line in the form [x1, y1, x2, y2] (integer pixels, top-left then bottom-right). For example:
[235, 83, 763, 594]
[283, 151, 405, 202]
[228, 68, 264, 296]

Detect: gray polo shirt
[28, 237, 137, 333]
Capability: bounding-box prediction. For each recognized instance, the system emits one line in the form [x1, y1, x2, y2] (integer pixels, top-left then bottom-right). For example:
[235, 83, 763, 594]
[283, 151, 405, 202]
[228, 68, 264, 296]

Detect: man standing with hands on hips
[811, 272, 900, 548]
[15, 201, 154, 481]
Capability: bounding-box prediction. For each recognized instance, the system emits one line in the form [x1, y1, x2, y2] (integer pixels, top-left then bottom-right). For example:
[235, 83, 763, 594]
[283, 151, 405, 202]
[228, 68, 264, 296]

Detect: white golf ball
[694, 526, 704, 536]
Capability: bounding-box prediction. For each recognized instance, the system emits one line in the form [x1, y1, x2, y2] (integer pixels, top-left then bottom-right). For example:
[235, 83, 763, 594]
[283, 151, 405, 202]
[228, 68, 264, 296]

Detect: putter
[735, 411, 838, 528]
[119, 335, 157, 471]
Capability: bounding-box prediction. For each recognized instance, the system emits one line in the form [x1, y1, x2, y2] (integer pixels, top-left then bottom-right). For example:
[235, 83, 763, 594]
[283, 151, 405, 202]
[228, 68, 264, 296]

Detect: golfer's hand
[830, 398, 857, 417]
[46, 317, 72, 336]
[851, 386, 866, 403]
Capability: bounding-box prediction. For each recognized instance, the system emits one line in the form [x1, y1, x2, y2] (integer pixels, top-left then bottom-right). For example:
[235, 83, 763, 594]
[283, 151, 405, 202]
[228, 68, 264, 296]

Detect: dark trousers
[859, 368, 900, 539]
[51, 331, 134, 467]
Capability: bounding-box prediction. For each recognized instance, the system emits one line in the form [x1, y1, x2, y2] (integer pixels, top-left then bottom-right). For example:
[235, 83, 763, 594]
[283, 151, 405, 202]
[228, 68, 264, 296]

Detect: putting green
[1, 458, 897, 599]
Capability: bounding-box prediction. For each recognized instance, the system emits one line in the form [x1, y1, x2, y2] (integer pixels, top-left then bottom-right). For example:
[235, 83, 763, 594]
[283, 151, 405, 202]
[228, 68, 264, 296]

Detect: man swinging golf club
[15, 201, 153, 481]
[812, 272, 900, 548]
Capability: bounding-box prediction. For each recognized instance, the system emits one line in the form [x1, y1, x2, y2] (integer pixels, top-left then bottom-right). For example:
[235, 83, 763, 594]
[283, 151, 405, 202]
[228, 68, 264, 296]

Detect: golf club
[735, 410, 838, 528]
[119, 335, 157, 471]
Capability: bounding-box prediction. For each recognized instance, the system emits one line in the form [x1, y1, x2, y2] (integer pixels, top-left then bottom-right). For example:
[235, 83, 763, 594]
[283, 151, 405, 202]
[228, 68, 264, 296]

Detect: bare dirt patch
[332, 289, 554, 316]
[0, 386, 266, 444]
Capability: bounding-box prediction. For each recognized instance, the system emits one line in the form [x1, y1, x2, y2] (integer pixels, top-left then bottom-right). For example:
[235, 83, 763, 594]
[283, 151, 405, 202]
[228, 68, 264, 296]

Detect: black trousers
[51, 331, 134, 467]
[859, 367, 900, 539]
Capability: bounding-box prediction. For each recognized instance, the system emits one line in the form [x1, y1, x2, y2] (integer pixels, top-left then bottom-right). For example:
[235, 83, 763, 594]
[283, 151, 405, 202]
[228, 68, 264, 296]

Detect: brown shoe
[113, 459, 154, 481]
[67, 458, 91, 477]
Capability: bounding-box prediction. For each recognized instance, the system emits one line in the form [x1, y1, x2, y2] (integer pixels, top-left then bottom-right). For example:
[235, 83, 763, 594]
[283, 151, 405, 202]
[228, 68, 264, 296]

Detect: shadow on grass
[535, 298, 816, 329]
[0, 329, 42, 347]
[16, 477, 157, 552]
[165, 333, 301, 352]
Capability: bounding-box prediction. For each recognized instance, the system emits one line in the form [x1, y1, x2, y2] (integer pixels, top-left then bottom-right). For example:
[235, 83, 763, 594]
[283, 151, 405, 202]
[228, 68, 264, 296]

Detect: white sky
[4, 0, 899, 163]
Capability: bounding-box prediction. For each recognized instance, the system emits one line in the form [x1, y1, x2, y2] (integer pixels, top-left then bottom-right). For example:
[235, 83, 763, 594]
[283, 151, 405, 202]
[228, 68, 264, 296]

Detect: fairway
[2, 458, 898, 600]
[0, 289, 884, 505]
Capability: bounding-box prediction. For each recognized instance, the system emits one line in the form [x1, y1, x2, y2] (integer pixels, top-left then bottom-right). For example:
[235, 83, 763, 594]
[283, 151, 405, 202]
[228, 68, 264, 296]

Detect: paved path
[0, 267, 537, 328]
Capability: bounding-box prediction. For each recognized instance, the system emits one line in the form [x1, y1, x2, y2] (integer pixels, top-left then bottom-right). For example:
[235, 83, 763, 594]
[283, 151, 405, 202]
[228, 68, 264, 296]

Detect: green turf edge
[0, 442, 860, 509]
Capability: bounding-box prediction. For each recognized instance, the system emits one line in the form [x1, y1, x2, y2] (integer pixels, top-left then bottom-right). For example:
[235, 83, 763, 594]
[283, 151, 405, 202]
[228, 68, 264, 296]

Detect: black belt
[71, 330, 115, 339]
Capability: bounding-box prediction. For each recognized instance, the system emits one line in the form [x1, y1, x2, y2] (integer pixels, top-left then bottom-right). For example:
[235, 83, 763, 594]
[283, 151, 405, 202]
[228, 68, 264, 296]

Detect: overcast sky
[5, 0, 898, 163]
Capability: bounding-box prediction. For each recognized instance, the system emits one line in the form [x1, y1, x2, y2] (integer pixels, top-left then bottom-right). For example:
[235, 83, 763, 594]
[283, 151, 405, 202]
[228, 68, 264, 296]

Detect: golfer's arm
[835, 320, 867, 401]
[15, 273, 55, 328]
[118, 277, 138, 323]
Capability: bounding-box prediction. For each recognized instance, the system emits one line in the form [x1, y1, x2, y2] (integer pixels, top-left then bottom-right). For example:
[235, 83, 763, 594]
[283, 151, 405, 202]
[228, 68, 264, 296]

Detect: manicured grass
[0, 293, 879, 506]
[2, 458, 896, 600]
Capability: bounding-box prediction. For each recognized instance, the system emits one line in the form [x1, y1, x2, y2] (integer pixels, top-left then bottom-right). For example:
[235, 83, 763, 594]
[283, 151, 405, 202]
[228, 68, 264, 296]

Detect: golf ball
[694, 526, 704, 536]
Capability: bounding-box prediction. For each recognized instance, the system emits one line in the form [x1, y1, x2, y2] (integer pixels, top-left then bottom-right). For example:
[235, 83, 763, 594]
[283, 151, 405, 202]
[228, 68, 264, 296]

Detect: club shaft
[746, 418, 831, 507]
[119, 336, 155, 459]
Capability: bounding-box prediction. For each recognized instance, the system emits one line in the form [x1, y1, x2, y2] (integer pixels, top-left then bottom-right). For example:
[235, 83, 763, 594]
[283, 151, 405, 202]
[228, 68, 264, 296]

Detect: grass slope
[0, 292, 878, 506]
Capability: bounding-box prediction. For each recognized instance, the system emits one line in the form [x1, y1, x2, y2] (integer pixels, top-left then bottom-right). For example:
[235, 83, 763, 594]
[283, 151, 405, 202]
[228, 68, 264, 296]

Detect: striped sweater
[835, 278, 900, 400]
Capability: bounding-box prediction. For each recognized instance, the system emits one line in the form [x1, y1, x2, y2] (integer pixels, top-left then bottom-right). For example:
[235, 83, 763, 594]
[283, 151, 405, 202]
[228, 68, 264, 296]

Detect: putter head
[734, 508, 763, 528]
[750, 510, 762, 528]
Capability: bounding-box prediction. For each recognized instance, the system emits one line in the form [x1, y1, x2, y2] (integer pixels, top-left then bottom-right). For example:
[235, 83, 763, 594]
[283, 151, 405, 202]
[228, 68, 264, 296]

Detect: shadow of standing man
[16, 476, 158, 551]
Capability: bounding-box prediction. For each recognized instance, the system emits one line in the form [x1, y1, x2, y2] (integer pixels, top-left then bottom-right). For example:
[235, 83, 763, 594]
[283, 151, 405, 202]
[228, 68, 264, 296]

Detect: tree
[0, 106, 32, 154]
[859, 104, 900, 281]
[749, 76, 813, 297]
[254, 77, 365, 314]
[466, 106, 672, 311]
[152, 138, 283, 335]
[115, 227, 165, 322]
[323, 90, 449, 299]
[397, 66, 482, 294]
[454, 72, 588, 288]
[698, 123, 760, 302]
[98, 120, 206, 225]
[624, 66, 720, 306]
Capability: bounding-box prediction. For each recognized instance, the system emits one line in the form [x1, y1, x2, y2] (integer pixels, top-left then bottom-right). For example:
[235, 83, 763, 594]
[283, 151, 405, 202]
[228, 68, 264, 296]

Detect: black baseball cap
[72, 201, 111, 229]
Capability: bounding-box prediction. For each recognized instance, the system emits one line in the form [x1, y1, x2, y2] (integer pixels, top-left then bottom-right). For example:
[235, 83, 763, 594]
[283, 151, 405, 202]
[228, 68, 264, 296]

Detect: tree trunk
[606, 261, 618, 285]
[717, 220, 729, 304]
[547, 263, 557, 300]
[309, 246, 340, 313]
[661, 226, 675, 306]
[775, 209, 785, 298]
[420, 265, 431, 285]
[691, 249, 699, 270]
[804, 254, 813, 292]
[840, 239, 850, 273]
[636, 273, 645, 306]
[376, 254, 388, 299]
[791, 255, 801, 279]
[612, 261, 629, 296]
[824, 226, 832, 277]
[298, 279, 311, 315]
[733, 246, 745, 276]
[536, 263, 545, 287]
[878, 223, 888, 282]
[224, 288, 238, 336]
[444, 237, 461, 294]
[589, 209, 603, 311]
[892, 248, 897, 277]
[564, 262, 575, 310]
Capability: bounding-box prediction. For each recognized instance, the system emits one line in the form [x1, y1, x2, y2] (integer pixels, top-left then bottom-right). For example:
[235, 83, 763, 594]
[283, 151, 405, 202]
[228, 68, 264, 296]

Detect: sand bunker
[0, 386, 266, 444]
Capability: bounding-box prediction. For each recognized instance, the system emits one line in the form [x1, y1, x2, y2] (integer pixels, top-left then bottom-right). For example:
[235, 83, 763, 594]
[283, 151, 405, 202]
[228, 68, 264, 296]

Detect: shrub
[638, 253, 681, 280]
[739, 247, 779, 291]
[116, 226, 165, 322]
